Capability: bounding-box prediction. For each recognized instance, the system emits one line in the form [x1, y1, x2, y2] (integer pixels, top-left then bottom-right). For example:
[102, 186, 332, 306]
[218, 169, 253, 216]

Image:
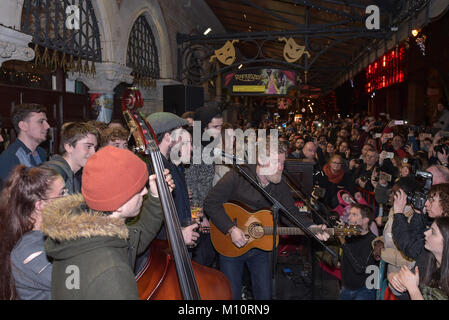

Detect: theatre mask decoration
[279, 37, 310, 63]
[210, 40, 239, 65]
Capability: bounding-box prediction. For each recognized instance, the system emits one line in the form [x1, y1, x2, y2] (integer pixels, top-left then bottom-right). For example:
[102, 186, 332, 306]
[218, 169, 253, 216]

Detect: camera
[406, 170, 433, 211]
[355, 158, 364, 166]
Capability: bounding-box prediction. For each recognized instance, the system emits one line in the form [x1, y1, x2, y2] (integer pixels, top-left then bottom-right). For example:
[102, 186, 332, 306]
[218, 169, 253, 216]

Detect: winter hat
[146, 112, 188, 135]
[82, 146, 148, 212]
[194, 106, 222, 132]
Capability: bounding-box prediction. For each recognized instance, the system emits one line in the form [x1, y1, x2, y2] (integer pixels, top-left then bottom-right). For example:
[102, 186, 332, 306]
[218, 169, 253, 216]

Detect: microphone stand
[223, 153, 338, 299]
[282, 170, 329, 225]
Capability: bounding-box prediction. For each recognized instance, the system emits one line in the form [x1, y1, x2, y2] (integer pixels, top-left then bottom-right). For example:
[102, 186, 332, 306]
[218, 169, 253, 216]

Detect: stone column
[69, 62, 133, 123]
[138, 78, 182, 116]
[0, 26, 35, 67]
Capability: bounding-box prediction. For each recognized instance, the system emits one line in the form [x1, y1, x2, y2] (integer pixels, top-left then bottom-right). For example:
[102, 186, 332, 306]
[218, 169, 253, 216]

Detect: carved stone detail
[69, 62, 134, 94]
[0, 26, 35, 66]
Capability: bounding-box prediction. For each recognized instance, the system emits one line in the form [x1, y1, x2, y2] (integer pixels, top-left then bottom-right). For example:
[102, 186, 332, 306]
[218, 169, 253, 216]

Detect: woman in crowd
[324, 142, 336, 163]
[0, 165, 65, 300]
[373, 177, 421, 278]
[392, 183, 449, 261]
[433, 100, 449, 131]
[319, 154, 356, 207]
[389, 217, 449, 300]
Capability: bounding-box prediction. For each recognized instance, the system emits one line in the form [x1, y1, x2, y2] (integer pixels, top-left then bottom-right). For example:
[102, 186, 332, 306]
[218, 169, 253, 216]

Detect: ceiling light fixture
[203, 27, 212, 35]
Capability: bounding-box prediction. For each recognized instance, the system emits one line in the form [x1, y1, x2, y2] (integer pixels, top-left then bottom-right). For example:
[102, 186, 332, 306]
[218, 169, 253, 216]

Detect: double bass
[122, 88, 232, 300]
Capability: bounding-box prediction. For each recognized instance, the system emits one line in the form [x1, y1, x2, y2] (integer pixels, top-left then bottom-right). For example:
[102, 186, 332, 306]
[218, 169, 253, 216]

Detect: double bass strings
[151, 144, 199, 295]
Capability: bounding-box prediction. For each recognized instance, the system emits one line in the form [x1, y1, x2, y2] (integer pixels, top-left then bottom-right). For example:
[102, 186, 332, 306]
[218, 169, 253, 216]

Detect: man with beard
[146, 112, 199, 247]
[185, 106, 224, 267]
[204, 137, 329, 300]
[0, 104, 50, 189]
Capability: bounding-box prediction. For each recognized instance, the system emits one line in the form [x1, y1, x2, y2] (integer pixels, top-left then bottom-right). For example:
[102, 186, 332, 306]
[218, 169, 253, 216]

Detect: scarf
[323, 163, 345, 184]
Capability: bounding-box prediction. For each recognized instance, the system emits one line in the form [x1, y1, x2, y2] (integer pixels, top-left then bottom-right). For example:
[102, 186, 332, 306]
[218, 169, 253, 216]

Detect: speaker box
[163, 85, 204, 116]
[283, 159, 315, 198]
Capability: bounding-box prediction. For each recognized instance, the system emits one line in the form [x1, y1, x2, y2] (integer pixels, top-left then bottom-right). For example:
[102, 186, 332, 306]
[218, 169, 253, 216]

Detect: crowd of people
[0, 102, 448, 301]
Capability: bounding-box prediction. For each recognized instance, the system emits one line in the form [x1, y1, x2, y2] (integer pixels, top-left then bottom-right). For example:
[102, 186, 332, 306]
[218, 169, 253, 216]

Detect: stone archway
[123, 4, 173, 79]
[121, 2, 179, 114]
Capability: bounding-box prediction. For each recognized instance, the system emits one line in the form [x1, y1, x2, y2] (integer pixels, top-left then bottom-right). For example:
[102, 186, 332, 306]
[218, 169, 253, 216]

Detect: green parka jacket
[41, 193, 163, 300]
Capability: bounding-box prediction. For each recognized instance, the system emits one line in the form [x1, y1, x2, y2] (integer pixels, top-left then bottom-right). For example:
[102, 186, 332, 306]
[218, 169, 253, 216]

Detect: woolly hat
[146, 112, 188, 135]
[81, 146, 148, 212]
[193, 106, 222, 132]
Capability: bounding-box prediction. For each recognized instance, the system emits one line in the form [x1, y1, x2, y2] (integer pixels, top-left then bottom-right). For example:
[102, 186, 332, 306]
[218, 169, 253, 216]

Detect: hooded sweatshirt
[41, 154, 81, 195]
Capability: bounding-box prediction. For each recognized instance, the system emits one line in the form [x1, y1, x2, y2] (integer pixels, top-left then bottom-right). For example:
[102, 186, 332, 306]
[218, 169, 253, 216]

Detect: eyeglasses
[427, 195, 438, 204]
[43, 187, 69, 201]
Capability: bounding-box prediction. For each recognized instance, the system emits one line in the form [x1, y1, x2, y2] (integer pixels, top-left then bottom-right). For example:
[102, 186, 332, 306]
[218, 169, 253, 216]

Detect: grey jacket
[41, 155, 81, 194]
[10, 230, 52, 300]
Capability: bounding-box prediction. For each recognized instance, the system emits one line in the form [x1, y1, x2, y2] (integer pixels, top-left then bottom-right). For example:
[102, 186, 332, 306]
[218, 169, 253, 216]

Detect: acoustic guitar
[210, 202, 362, 257]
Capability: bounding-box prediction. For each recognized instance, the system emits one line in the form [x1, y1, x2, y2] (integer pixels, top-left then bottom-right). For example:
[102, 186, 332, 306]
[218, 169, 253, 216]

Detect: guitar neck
[263, 226, 335, 236]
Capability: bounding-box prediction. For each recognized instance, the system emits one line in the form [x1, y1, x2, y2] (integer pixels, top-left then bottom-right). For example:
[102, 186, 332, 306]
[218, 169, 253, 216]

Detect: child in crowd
[333, 190, 378, 236]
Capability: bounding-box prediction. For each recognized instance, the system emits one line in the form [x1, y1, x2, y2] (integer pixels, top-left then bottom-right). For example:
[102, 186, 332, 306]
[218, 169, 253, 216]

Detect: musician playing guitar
[204, 137, 329, 300]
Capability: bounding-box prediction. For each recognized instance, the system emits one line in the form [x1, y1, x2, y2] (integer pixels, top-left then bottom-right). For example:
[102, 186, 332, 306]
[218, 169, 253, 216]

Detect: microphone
[213, 148, 247, 164]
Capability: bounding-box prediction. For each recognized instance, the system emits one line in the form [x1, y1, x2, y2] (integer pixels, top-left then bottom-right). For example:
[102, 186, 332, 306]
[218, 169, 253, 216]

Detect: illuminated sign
[225, 68, 297, 95]
[366, 45, 405, 93]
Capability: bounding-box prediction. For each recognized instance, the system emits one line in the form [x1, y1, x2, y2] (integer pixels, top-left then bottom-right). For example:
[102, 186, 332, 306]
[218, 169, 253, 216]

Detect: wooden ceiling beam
[206, 0, 354, 25]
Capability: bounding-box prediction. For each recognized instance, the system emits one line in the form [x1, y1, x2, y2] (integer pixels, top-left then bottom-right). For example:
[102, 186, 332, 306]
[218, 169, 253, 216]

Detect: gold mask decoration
[209, 40, 239, 65]
[279, 37, 310, 63]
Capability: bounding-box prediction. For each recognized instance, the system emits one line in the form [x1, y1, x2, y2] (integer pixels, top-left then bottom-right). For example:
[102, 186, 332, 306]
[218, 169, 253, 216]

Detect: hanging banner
[224, 68, 297, 96]
[90, 93, 114, 123]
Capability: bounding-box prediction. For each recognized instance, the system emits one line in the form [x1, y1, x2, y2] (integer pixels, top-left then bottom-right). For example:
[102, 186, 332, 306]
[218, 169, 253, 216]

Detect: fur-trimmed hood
[41, 194, 129, 241]
[42, 194, 130, 261]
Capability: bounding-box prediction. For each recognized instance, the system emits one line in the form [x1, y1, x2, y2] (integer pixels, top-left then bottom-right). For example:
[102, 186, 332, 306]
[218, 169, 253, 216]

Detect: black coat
[391, 212, 432, 260]
[316, 171, 356, 209]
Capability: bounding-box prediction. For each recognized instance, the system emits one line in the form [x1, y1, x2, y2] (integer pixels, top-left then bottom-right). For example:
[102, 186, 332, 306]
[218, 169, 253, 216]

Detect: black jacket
[203, 165, 314, 235]
[392, 212, 432, 260]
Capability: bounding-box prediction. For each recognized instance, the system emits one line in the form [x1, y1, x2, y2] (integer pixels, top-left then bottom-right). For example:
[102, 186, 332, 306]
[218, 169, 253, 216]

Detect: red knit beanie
[82, 146, 148, 212]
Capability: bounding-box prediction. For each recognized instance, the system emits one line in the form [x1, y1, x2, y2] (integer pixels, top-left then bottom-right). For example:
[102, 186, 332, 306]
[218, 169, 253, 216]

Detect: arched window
[127, 15, 160, 88]
[21, 0, 102, 74]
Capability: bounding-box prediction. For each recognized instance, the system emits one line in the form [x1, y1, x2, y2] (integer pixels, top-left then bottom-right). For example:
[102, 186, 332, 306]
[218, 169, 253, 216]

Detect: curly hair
[100, 126, 129, 147]
[428, 183, 449, 217]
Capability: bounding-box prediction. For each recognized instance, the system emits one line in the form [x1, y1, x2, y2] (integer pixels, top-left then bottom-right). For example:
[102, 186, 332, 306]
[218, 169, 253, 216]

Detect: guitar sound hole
[248, 223, 264, 239]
